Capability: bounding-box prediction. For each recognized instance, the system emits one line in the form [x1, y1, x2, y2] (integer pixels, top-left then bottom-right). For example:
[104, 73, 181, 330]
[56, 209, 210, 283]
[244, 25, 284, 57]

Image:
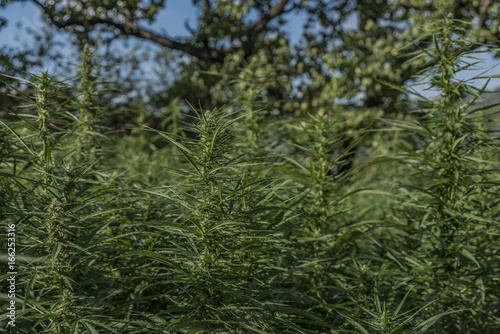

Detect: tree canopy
[2, 0, 499, 112]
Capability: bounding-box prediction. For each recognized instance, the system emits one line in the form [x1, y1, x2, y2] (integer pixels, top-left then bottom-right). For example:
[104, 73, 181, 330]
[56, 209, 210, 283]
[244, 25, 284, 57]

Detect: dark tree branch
[248, 0, 291, 41]
[203, 0, 211, 14]
[115, 23, 226, 62]
[184, 19, 197, 37]
[30, 0, 226, 62]
[30, 0, 294, 63]
[243, 0, 292, 57]
[478, 0, 492, 29]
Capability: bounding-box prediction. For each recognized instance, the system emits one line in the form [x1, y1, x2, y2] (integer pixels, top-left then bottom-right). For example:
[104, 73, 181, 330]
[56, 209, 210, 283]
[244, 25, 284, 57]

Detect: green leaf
[0, 119, 36, 155]
[146, 126, 203, 177]
[377, 79, 432, 102]
[411, 309, 462, 333]
[461, 248, 480, 268]
[131, 250, 194, 282]
[463, 212, 491, 223]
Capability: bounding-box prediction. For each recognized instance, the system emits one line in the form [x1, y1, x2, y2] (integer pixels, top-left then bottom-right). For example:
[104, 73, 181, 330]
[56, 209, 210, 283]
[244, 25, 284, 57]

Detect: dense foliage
[1, 5, 500, 334]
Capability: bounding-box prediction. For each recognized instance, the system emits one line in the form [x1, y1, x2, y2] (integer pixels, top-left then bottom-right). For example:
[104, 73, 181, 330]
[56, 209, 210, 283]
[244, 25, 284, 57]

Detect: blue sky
[1, 1, 500, 97]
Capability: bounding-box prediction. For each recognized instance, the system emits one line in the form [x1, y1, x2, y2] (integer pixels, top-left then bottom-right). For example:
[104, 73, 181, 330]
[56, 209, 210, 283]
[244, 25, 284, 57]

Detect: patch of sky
[343, 12, 360, 31]
[149, 1, 199, 39]
[0, 1, 76, 76]
[281, 10, 308, 46]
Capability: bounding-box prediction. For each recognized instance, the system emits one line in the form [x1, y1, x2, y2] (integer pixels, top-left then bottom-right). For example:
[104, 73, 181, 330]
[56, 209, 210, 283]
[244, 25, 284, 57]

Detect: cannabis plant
[378, 16, 500, 333]
[116, 106, 323, 332]
[0, 61, 125, 332]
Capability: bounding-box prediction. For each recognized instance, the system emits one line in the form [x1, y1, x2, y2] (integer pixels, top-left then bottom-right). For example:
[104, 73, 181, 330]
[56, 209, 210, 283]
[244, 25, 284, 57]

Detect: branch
[31, 0, 225, 63]
[184, 19, 197, 37]
[28, 0, 294, 62]
[203, 0, 211, 14]
[243, 0, 291, 57]
[247, 0, 291, 41]
[478, 0, 492, 29]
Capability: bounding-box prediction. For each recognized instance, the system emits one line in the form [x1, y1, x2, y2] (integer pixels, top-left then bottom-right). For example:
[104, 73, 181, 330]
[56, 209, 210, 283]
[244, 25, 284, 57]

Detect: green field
[1, 11, 500, 334]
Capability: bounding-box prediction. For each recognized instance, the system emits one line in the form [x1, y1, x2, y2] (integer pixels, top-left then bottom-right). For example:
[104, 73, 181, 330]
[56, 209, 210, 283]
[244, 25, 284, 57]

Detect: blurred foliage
[3, 0, 500, 177]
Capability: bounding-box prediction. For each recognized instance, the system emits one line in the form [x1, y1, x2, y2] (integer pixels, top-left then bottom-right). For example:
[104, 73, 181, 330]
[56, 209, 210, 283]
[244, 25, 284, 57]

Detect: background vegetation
[1, 1, 500, 333]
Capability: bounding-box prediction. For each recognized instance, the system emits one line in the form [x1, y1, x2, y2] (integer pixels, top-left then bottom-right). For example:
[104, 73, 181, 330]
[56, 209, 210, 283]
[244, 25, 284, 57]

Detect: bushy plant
[373, 16, 500, 333]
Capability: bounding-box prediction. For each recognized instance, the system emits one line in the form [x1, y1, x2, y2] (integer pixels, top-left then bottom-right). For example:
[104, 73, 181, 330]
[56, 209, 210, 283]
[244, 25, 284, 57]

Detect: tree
[1, 0, 499, 168]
